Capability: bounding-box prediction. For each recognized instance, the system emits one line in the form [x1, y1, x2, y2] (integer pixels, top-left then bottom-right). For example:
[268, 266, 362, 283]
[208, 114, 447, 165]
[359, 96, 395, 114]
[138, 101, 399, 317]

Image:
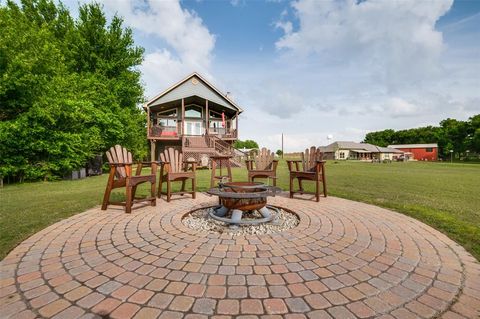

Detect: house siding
[394, 147, 437, 161]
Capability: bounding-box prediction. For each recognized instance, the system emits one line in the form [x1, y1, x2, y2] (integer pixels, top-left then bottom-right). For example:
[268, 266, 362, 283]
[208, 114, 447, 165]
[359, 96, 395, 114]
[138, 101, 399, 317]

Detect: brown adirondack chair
[101, 145, 157, 213]
[287, 146, 327, 202]
[158, 148, 197, 202]
[245, 148, 279, 186]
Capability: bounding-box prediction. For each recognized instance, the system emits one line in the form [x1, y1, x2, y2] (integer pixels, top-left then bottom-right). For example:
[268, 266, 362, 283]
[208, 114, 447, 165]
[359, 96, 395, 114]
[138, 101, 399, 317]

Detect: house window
[157, 108, 177, 127]
[158, 108, 177, 118]
[209, 110, 228, 134]
[210, 110, 222, 119]
[210, 120, 223, 128]
[159, 118, 177, 127]
[339, 152, 345, 159]
[426, 148, 433, 152]
[185, 105, 202, 118]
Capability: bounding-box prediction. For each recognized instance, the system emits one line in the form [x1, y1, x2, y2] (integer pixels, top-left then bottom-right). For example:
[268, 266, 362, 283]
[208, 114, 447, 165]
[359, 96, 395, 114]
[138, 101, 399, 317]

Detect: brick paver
[1, 193, 479, 318]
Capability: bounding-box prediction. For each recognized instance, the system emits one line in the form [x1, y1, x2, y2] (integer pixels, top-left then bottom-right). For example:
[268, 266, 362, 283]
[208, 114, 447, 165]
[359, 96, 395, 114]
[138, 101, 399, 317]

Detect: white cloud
[102, 0, 216, 98]
[54, 0, 478, 152]
[276, 0, 453, 92]
[230, 0, 245, 7]
[385, 97, 419, 117]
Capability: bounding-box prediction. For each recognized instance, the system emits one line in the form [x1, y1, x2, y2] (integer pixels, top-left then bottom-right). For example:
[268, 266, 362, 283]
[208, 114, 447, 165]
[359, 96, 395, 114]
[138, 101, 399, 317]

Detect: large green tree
[363, 115, 479, 159]
[234, 139, 259, 149]
[0, 0, 146, 182]
[469, 115, 480, 154]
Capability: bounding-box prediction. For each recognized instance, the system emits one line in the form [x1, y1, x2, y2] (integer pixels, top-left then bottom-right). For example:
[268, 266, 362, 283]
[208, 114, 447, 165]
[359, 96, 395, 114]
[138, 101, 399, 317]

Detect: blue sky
[184, 1, 287, 56]
[65, 0, 480, 151]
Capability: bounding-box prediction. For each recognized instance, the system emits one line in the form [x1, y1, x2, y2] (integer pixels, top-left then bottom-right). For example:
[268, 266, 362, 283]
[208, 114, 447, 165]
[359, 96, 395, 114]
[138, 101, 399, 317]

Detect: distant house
[388, 144, 438, 161]
[318, 141, 403, 161]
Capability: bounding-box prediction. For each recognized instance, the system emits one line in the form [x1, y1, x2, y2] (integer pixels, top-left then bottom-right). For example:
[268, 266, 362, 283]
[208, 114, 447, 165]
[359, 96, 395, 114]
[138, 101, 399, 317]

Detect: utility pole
[281, 133, 284, 159]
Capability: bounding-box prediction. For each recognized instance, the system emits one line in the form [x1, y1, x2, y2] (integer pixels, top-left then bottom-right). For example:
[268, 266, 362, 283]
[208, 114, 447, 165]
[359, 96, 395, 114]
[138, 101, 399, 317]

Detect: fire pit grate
[182, 206, 299, 235]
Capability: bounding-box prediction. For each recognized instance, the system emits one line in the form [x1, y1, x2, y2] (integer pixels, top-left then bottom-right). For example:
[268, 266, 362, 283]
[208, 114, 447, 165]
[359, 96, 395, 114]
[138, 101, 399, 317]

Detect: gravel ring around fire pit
[182, 206, 299, 235]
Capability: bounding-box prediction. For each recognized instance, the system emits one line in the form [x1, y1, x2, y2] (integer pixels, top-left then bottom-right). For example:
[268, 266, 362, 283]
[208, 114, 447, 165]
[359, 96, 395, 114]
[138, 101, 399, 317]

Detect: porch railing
[207, 128, 237, 138]
[149, 124, 237, 139]
[149, 125, 179, 137]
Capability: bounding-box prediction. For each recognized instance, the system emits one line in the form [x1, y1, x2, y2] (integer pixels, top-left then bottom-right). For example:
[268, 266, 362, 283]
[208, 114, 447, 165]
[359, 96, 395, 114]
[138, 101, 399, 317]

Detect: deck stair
[182, 136, 244, 167]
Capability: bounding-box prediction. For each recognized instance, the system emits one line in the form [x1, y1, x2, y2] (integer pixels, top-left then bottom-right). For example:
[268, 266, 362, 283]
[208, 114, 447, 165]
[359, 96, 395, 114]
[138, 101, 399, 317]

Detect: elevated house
[318, 141, 403, 161]
[145, 73, 243, 166]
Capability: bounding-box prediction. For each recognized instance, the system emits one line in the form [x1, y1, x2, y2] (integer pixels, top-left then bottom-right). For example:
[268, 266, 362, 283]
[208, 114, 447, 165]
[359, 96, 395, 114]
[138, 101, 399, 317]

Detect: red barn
[388, 144, 438, 161]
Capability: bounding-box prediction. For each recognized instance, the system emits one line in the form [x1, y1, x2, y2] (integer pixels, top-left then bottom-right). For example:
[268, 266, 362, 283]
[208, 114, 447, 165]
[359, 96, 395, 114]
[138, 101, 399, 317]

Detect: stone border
[0, 193, 479, 318]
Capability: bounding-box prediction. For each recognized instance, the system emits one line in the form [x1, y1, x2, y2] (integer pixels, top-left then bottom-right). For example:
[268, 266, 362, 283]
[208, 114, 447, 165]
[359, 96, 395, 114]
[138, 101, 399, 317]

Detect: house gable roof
[388, 144, 438, 149]
[146, 72, 243, 113]
[377, 146, 404, 153]
[319, 141, 403, 154]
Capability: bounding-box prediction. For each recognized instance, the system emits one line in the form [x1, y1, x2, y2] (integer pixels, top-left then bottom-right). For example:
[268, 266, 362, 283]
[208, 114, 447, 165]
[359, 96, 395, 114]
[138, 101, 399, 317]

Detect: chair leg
[210, 161, 216, 188]
[322, 176, 327, 197]
[157, 175, 163, 198]
[181, 180, 186, 194]
[298, 179, 304, 193]
[101, 176, 114, 210]
[131, 185, 137, 200]
[289, 175, 294, 198]
[126, 185, 133, 213]
[192, 177, 196, 199]
[101, 185, 112, 210]
[151, 179, 156, 207]
[316, 178, 320, 202]
[167, 179, 171, 202]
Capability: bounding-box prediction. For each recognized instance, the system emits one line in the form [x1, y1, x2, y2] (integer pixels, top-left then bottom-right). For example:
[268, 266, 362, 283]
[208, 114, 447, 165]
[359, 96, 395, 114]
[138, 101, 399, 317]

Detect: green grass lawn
[1, 160, 479, 261]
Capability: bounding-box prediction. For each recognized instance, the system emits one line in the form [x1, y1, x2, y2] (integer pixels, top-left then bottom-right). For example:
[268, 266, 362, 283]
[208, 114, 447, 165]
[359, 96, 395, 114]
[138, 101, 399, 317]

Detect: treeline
[234, 140, 259, 149]
[0, 0, 147, 182]
[363, 115, 480, 159]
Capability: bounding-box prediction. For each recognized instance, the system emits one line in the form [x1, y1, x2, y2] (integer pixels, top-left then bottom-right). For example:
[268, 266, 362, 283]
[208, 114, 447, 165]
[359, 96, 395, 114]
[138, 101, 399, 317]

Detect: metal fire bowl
[207, 182, 281, 211]
[207, 182, 281, 198]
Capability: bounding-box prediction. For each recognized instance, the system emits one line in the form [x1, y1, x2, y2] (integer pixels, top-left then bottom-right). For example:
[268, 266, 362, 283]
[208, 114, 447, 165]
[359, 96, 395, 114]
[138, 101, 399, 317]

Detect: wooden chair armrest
[286, 159, 301, 172]
[183, 160, 197, 172]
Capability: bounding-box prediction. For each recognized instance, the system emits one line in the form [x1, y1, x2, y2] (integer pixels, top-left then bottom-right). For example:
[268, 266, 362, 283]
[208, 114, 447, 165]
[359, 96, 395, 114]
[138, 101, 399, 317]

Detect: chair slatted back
[160, 148, 184, 173]
[106, 145, 132, 179]
[255, 148, 274, 170]
[301, 146, 323, 172]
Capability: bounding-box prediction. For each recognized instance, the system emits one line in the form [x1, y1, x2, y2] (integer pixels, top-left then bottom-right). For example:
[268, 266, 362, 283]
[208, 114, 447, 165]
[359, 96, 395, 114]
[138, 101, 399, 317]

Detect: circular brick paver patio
[1, 194, 479, 319]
